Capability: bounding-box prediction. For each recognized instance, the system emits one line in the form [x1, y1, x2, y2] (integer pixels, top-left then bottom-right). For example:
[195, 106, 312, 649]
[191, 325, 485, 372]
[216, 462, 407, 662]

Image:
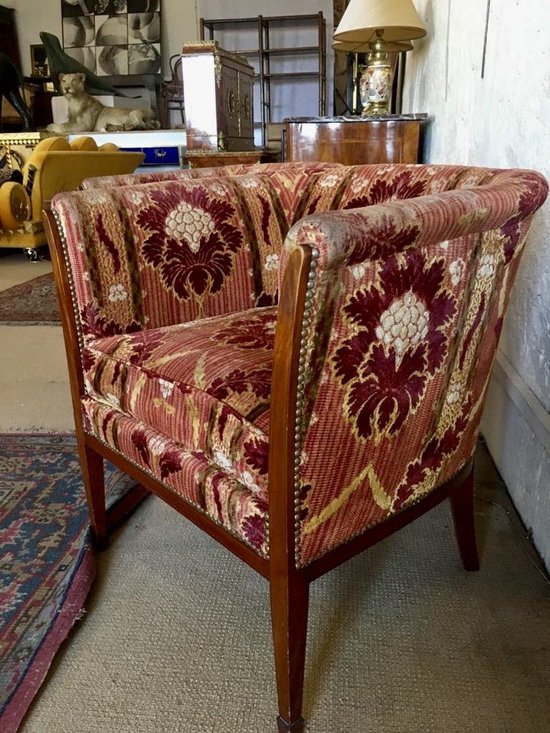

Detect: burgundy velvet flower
[212, 312, 276, 350]
[334, 250, 456, 441]
[137, 184, 243, 300]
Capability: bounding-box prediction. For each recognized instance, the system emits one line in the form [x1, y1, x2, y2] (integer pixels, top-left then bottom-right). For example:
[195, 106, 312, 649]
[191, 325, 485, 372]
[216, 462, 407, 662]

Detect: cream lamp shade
[334, 0, 426, 116]
[334, 0, 427, 44]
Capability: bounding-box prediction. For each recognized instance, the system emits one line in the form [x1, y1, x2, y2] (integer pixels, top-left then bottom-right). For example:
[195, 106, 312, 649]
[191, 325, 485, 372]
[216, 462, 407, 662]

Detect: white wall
[404, 0, 550, 569]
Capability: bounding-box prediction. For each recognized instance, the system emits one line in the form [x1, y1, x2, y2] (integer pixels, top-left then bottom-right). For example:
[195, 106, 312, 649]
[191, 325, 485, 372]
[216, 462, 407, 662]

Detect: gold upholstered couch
[0, 135, 144, 260]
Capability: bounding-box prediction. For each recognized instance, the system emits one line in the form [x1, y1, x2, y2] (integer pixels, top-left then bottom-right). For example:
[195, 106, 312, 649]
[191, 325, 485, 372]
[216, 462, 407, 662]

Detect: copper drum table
[284, 114, 428, 165]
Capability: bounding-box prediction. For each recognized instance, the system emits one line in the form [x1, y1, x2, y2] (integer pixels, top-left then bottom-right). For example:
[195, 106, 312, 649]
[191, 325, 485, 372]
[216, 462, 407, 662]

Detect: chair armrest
[273, 171, 548, 567]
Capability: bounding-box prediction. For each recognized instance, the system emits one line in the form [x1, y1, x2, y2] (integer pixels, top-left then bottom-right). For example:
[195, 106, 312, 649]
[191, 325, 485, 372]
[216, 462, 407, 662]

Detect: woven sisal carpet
[0, 274, 60, 325]
[0, 434, 136, 733]
[16, 442, 550, 733]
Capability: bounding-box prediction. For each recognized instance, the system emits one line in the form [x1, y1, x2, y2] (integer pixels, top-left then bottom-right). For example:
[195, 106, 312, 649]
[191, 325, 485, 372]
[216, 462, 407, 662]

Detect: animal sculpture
[47, 73, 160, 133]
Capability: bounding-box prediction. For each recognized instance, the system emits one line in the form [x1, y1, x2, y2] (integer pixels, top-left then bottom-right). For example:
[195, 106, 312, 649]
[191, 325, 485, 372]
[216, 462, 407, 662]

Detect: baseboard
[490, 352, 550, 454]
[482, 351, 550, 571]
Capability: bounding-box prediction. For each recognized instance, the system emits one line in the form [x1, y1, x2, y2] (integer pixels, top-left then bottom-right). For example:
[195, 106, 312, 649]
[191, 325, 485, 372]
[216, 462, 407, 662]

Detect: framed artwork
[30, 44, 49, 77]
[61, 0, 161, 77]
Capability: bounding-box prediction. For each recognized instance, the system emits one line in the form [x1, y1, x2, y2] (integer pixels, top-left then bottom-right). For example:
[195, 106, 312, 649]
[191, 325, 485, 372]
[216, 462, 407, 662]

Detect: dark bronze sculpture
[0, 52, 34, 131]
[39, 31, 129, 97]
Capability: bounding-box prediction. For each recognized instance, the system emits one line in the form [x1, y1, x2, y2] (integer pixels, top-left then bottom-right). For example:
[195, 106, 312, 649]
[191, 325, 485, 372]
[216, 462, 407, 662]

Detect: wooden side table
[284, 114, 428, 165]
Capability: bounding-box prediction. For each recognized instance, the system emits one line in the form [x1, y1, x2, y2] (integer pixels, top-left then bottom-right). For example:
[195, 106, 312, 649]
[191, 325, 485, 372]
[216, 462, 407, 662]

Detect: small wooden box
[181, 41, 255, 152]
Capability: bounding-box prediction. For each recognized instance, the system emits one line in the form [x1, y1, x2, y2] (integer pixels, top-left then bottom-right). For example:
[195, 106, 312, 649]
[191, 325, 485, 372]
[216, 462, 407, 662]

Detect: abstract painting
[61, 0, 161, 77]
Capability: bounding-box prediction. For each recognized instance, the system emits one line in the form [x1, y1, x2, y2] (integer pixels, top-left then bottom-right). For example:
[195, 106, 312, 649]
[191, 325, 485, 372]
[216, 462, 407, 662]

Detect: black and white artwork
[61, 0, 161, 76]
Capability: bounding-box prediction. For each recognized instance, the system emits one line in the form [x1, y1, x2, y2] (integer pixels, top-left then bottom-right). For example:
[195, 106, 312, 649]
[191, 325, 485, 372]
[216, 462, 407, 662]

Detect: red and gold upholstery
[46, 161, 548, 732]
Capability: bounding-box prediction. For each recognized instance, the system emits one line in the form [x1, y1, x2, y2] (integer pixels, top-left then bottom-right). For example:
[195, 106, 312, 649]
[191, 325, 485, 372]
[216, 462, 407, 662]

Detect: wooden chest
[181, 41, 255, 152]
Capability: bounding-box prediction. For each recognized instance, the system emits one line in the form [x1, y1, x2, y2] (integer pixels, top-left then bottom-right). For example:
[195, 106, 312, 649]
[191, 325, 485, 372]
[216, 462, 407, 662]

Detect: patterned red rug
[0, 273, 60, 325]
[0, 433, 140, 733]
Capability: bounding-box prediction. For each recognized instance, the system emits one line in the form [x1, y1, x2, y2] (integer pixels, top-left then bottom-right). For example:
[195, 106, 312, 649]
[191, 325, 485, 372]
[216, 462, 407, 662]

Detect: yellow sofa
[0, 136, 144, 260]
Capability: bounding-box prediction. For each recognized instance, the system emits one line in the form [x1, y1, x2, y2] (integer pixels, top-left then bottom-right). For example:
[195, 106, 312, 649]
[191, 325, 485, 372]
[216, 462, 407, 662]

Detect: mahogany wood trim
[267, 244, 312, 731]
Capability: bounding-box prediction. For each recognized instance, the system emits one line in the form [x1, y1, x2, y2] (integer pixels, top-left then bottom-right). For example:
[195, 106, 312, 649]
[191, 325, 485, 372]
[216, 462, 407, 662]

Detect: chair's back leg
[449, 467, 480, 571]
[270, 572, 309, 733]
[79, 441, 108, 549]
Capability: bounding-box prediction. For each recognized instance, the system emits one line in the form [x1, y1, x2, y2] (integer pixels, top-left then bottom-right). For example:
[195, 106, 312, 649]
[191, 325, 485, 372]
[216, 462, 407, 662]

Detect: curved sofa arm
[273, 169, 548, 568]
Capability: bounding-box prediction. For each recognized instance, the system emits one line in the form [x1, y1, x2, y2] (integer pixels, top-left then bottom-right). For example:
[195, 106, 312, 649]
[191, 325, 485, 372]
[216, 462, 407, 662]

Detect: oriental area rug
[0, 433, 137, 733]
[0, 273, 60, 325]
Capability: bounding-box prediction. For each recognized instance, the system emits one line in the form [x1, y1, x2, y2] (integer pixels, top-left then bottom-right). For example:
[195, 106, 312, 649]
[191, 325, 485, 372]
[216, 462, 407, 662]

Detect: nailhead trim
[293, 247, 319, 566]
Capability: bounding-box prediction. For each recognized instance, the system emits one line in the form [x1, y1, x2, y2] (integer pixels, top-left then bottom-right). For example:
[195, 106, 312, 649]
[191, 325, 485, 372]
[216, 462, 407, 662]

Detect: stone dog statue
[47, 73, 160, 134]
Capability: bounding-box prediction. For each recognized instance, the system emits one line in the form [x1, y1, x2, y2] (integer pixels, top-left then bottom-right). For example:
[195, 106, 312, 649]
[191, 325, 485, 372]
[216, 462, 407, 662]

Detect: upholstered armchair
[0, 136, 144, 260]
[44, 162, 547, 732]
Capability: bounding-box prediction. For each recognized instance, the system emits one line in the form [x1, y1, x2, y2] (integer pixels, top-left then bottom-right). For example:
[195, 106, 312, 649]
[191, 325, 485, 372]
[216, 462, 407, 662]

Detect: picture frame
[30, 44, 49, 77]
[60, 0, 162, 77]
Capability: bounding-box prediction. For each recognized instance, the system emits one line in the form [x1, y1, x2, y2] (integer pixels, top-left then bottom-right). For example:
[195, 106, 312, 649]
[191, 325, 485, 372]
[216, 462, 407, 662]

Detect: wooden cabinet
[200, 14, 327, 146]
[181, 42, 255, 152]
[284, 114, 427, 165]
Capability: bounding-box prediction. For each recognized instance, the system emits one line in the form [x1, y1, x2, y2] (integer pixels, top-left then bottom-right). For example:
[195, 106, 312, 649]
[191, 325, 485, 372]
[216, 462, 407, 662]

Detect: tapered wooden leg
[270, 572, 309, 733]
[449, 469, 479, 571]
[79, 441, 108, 549]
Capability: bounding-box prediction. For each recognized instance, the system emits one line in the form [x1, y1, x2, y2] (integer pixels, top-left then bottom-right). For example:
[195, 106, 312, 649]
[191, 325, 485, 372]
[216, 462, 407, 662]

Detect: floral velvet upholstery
[79, 160, 342, 190]
[48, 160, 548, 732]
[50, 162, 548, 565]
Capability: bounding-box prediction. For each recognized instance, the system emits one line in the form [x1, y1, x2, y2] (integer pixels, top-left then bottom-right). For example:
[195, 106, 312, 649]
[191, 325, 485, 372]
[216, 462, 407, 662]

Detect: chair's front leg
[270, 570, 310, 733]
[79, 440, 108, 549]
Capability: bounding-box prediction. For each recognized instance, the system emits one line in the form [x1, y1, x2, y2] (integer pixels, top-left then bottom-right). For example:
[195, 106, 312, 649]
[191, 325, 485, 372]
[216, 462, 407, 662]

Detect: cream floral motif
[165, 201, 216, 253]
[264, 253, 280, 271]
[478, 253, 496, 279]
[350, 178, 367, 195]
[149, 434, 169, 456]
[209, 182, 227, 196]
[439, 240, 449, 251]
[449, 258, 465, 286]
[375, 291, 429, 360]
[214, 450, 233, 471]
[445, 374, 464, 405]
[319, 173, 341, 188]
[241, 177, 259, 188]
[159, 378, 174, 400]
[108, 283, 127, 302]
[351, 264, 366, 279]
[241, 470, 261, 493]
[105, 392, 120, 407]
[129, 190, 145, 206]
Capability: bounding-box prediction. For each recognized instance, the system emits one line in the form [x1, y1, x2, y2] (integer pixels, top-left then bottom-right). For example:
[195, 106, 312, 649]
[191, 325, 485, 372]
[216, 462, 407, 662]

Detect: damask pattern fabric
[51, 163, 548, 561]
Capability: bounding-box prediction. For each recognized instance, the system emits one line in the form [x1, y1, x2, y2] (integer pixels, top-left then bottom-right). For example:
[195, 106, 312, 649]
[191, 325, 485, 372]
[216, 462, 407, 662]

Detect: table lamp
[333, 38, 413, 115]
[334, 0, 426, 116]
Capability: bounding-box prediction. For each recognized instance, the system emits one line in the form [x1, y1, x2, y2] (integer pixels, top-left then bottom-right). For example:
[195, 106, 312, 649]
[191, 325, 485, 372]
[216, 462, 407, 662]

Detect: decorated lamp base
[359, 30, 393, 116]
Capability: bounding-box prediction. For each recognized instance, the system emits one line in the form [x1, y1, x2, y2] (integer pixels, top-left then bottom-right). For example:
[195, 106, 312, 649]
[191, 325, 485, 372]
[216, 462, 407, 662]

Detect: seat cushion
[81, 307, 275, 555]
